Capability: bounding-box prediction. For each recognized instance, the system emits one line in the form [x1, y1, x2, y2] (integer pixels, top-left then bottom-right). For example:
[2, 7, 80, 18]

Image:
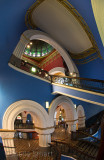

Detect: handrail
[14, 123, 35, 129]
[52, 139, 96, 159]
[49, 143, 61, 160]
[51, 75, 104, 94]
[51, 74, 104, 83]
[10, 56, 104, 94]
[0, 129, 16, 132]
[77, 130, 100, 142]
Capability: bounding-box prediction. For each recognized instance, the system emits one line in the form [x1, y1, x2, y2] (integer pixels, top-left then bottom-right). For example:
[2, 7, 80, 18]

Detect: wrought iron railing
[9, 55, 104, 94]
[52, 140, 97, 160]
[14, 123, 35, 129]
[51, 75, 104, 94]
[20, 60, 51, 82]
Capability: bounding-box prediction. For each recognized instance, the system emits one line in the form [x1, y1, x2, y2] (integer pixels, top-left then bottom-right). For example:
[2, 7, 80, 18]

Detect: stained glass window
[24, 40, 53, 58]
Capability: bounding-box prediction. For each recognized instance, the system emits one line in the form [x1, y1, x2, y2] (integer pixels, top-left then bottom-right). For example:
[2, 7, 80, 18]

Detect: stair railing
[51, 75, 104, 94]
[52, 140, 96, 160]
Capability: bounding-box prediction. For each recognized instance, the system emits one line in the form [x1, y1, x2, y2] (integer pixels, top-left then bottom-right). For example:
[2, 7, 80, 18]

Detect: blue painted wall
[0, 0, 104, 130]
[0, 0, 56, 129]
[67, 0, 104, 80]
[71, 98, 104, 120]
[77, 58, 104, 80]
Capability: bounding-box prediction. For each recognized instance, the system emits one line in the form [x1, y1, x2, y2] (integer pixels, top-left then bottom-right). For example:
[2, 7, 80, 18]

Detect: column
[39, 134, 51, 147]
[0, 131, 17, 159]
[35, 126, 54, 148]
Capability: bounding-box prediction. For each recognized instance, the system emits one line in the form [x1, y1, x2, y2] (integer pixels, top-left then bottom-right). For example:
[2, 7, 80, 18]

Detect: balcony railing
[14, 123, 35, 129]
[51, 75, 104, 94]
[9, 55, 104, 94]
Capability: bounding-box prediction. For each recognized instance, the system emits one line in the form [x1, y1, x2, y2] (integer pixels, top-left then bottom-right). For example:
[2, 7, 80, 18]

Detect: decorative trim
[73, 53, 99, 65]
[40, 51, 61, 68]
[57, 0, 101, 60]
[66, 119, 78, 122]
[70, 47, 96, 59]
[25, 0, 101, 64]
[0, 129, 15, 132]
[78, 116, 86, 119]
[25, 0, 45, 29]
[35, 126, 55, 130]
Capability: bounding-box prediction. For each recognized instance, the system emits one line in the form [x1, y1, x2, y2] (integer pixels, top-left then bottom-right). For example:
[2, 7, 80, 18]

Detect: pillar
[35, 126, 54, 148]
[39, 134, 51, 147]
[0, 131, 17, 158]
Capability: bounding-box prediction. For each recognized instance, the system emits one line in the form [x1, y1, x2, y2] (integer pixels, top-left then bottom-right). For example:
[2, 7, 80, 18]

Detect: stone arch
[49, 96, 78, 132]
[54, 105, 66, 125]
[9, 29, 79, 75]
[2, 100, 54, 148]
[77, 105, 86, 129]
[3, 100, 54, 133]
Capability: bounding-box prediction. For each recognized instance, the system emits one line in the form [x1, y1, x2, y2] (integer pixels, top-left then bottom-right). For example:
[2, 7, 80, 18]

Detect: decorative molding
[57, 0, 101, 62]
[66, 119, 78, 122]
[2, 100, 50, 130]
[78, 116, 86, 119]
[35, 126, 55, 130]
[25, 0, 101, 64]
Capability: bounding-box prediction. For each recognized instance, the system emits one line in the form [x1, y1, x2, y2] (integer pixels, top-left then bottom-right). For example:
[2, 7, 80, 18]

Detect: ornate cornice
[25, 0, 101, 64]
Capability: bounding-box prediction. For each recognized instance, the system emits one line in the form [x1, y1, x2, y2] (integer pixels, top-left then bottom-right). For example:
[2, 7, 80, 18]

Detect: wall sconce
[46, 101, 49, 108]
[74, 104, 77, 109]
[31, 67, 36, 73]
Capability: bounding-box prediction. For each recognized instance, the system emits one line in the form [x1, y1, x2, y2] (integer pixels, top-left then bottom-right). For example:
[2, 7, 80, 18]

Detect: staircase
[52, 139, 99, 160]
[76, 140, 99, 159]
[51, 75, 104, 106]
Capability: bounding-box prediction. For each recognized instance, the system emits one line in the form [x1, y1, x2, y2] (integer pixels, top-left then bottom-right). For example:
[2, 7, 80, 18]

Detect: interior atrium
[0, 0, 104, 160]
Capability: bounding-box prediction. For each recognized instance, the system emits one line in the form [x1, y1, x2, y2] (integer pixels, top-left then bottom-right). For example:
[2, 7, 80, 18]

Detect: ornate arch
[2, 100, 53, 134]
[49, 95, 78, 132]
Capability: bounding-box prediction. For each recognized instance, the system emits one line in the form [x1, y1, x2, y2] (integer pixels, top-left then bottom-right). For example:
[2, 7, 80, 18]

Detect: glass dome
[24, 40, 54, 58]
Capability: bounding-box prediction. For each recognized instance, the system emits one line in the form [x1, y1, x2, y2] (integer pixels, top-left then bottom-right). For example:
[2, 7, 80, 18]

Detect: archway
[49, 96, 78, 133]
[9, 30, 79, 77]
[1, 100, 54, 156]
[77, 105, 86, 129]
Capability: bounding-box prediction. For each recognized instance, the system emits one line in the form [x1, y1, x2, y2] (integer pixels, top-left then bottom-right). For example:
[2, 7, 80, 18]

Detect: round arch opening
[49, 96, 78, 133]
